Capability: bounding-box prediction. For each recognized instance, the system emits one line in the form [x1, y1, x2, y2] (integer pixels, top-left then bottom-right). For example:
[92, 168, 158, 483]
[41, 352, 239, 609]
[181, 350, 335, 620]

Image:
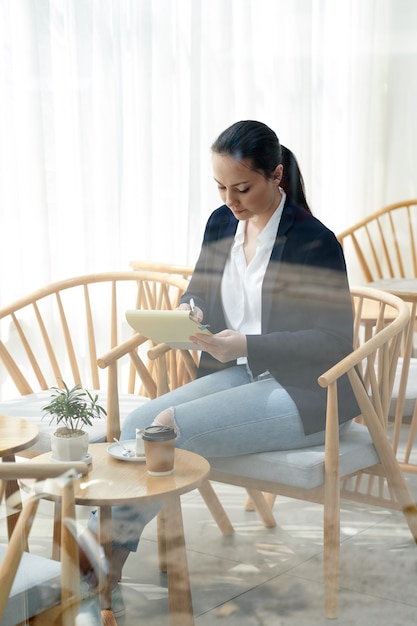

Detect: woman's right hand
[178, 302, 203, 323]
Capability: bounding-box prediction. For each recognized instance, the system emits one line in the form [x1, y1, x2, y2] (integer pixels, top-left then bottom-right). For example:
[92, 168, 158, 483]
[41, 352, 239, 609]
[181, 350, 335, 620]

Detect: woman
[84, 120, 357, 610]
[122, 120, 356, 445]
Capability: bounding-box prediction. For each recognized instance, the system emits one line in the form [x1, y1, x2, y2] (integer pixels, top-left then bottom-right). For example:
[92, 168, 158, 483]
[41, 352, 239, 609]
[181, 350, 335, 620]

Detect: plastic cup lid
[142, 425, 176, 441]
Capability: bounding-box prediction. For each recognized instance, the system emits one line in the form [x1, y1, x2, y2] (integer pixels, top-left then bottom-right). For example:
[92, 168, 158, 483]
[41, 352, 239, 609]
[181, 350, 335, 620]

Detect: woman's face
[212, 153, 282, 222]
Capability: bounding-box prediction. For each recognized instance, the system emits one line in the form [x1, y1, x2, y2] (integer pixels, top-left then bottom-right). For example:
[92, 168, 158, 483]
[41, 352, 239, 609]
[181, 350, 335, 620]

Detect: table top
[368, 278, 417, 301]
[28, 443, 211, 506]
[0, 414, 39, 456]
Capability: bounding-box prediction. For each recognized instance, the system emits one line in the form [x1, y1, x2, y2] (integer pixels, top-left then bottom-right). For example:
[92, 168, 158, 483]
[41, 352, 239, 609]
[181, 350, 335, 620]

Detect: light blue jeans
[121, 365, 329, 454]
[90, 365, 350, 550]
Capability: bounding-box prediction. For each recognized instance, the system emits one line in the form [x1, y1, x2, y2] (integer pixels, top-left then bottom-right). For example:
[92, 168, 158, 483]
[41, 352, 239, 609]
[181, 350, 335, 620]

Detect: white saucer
[50, 452, 92, 464]
[107, 439, 146, 462]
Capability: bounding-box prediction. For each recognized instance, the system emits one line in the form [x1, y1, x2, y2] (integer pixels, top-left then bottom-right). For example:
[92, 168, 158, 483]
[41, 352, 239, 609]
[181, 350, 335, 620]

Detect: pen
[190, 298, 210, 331]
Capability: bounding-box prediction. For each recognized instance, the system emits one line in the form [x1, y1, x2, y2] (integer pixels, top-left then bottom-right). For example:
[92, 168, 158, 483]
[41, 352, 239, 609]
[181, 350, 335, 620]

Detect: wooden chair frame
[338, 199, 417, 463]
[143, 286, 417, 618]
[0, 461, 93, 626]
[129, 260, 194, 280]
[0, 271, 192, 448]
[337, 199, 417, 284]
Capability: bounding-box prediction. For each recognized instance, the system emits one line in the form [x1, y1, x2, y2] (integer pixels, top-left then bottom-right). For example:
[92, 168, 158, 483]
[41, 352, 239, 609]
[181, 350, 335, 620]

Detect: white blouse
[221, 191, 286, 364]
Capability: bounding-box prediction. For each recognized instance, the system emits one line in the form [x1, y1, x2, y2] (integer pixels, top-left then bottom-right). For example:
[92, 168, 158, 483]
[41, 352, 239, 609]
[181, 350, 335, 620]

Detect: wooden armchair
[0, 461, 104, 626]
[338, 199, 417, 423]
[337, 199, 417, 284]
[145, 287, 417, 617]
[0, 271, 191, 456]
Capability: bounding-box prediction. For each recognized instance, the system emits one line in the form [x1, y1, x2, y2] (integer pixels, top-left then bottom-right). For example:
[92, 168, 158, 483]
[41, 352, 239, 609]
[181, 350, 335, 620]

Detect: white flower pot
[51, 428, 89, 461]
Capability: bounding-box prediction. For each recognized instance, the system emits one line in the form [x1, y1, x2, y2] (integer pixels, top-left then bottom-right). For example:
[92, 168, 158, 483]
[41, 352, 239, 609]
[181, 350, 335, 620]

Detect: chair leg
[323, 384, 340, 619]
[323, 485, 340, 619]
[383, 458, 417, 540]
[264, 492, 277, 508]
[198, 480, 235, 535]
[53, 500, 62, 560]
[245, 489, 277, 528]
[245, 491, 277, 513]
[244, 492, 255, 511]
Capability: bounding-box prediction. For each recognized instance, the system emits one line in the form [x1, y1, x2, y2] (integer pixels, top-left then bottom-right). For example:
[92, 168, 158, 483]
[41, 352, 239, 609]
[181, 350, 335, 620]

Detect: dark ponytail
[280, 145, 311, 214]
[211, 121, 312, 214]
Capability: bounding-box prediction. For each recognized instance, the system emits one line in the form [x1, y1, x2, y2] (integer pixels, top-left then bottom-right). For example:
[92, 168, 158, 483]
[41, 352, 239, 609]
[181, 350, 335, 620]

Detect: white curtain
[0, 0, 416, 305]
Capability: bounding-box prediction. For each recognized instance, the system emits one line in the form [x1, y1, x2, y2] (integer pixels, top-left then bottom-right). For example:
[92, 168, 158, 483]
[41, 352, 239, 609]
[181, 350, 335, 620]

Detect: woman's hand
[178, 302, 203, 323]
[189, 329, 247, 363]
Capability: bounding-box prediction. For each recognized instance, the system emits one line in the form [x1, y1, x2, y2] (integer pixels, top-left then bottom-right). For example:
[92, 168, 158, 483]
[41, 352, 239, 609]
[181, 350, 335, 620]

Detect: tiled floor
[19, 475, 417, 626]
[119, 482, 417, 626]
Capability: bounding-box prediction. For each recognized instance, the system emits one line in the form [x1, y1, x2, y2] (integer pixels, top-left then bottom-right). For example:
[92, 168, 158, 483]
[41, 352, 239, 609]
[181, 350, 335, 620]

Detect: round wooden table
[30, 443, 210, 626]
[0, 414, 39, 457]
[0, 414, 39, 537]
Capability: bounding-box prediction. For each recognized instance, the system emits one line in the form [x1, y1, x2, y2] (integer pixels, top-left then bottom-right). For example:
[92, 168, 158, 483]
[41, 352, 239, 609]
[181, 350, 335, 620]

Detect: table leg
[157, 512, 167, 572]
[98, 505, 113, 610]
[3, 454, 23, 540]
[161, 496, 194, 626]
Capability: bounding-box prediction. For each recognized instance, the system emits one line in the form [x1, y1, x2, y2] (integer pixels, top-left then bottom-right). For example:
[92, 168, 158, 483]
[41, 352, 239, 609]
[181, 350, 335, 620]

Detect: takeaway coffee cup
[142, 425, 176, 476]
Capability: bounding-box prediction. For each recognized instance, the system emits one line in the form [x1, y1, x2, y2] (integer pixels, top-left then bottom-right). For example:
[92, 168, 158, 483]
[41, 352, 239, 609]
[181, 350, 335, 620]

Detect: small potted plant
[42, 381, 106, 461]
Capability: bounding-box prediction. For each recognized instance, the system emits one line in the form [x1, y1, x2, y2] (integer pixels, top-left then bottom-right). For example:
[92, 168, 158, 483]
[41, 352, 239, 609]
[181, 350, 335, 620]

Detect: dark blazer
[182, 199, 359, 435]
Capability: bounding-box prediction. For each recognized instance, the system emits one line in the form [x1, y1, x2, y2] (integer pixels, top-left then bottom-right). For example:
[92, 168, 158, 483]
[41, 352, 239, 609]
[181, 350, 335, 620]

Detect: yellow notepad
[125, 309, 212, 350]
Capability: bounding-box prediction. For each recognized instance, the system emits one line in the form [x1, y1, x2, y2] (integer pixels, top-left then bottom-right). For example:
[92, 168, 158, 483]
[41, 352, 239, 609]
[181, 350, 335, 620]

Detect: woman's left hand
[189, 329, 247, 363]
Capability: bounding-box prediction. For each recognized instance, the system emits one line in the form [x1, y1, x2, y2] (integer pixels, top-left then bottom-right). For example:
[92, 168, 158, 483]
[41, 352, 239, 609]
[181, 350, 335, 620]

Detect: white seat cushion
[0, 545, 61, 625]
[0, 546, 102, 625]
[0, 391, 148, 454]
[209, 422, 380, 490]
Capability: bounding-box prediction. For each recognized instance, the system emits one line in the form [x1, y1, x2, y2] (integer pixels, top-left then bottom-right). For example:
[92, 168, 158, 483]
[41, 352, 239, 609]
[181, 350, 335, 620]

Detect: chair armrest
[97, 334, 158, 441]
[147, 342, 171, 359]
[0, 462, 89, 481]
[147, 343, 198, 395]
[98, 333, 157, 398]
[97, 334, 148, 369]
